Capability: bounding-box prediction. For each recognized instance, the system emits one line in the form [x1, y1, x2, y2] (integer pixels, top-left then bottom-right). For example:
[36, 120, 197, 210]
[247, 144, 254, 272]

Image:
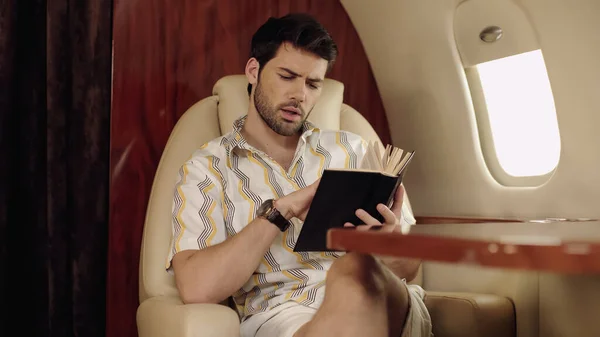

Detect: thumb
[391, 184, 405, 214]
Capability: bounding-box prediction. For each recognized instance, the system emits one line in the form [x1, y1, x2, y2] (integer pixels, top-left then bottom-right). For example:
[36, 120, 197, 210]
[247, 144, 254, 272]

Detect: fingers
[355, 208, 381, 227]
[344, 222, 371, 232]
[379, 225, 396, 233]
[352, 224, 395, 232]
[348, 203, 400, 233]
[356, 204, 398, 225]
[377, 203, 397, 225]
[345, 220, 373, 232]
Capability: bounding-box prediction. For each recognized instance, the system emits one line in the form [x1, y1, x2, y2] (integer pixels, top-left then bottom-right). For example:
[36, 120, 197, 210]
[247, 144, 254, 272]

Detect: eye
[279, 74, 294, 80]
[308, 83, 319, 90]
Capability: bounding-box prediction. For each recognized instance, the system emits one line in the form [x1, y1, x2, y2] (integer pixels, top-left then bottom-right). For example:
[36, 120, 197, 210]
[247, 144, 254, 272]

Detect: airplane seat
[136, 74, 516, 337]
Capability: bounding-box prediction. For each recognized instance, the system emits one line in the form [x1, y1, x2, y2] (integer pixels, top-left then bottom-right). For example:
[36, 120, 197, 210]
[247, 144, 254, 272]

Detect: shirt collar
[224, 115, 321, 156]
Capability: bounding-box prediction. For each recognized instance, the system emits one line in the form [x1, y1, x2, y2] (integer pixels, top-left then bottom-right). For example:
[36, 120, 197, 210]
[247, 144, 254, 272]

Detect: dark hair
[247, 13, 338, 95]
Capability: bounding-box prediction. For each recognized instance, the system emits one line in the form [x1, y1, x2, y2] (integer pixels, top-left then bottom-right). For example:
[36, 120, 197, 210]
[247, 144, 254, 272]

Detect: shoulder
[177, 136, 229, 183]
[316, 129, 367, 151]
[317, 129, 365, 145]
[188, 136, 228, 162]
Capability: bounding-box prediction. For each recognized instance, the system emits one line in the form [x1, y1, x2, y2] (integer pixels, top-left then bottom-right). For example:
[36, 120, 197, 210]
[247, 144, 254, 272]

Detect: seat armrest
[137, 296, 241, 337]
[424, 291, 515, 337]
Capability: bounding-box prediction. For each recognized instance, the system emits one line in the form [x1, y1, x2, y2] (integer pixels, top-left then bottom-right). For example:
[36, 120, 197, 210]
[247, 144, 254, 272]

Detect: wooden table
[326, 220, 600, 274]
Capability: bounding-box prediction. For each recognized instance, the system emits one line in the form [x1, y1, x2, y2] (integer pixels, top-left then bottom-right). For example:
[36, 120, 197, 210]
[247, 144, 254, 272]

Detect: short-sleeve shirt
[166, 115, 416, 322]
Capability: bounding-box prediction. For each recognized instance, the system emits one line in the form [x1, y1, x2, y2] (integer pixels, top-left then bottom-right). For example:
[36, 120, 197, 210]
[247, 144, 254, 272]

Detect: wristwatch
[256, 199, 291, 232]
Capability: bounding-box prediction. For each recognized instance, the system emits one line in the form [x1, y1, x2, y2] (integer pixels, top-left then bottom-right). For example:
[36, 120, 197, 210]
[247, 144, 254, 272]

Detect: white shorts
[240, 282, 432, 337]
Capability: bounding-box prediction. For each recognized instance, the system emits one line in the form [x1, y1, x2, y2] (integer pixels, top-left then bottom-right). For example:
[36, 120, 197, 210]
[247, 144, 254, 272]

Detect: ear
[245, 58, 260, 87]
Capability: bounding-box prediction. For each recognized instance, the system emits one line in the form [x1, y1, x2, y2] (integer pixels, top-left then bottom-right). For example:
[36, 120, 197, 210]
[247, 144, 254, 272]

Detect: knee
[326, 253, 387, 299]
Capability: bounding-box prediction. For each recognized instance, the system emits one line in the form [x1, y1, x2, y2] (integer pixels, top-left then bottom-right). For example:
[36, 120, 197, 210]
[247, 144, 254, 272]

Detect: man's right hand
[274, 178, 321, 221]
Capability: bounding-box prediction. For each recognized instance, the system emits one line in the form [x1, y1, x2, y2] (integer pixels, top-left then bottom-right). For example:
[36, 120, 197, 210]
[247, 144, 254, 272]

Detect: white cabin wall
[340, 1, 600, 337]
[340, 0, 600, 220]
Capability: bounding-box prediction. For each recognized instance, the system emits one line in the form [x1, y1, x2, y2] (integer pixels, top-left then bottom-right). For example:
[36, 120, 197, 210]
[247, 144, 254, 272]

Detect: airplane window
[469, 49, 561, 181]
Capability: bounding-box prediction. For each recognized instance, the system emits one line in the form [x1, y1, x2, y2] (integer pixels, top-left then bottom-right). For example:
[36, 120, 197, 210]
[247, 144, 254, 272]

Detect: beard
[253, 80, 310, 136]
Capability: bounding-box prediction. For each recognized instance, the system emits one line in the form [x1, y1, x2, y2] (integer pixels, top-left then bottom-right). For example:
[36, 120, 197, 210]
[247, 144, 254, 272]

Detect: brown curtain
[0, 0, 113, 336]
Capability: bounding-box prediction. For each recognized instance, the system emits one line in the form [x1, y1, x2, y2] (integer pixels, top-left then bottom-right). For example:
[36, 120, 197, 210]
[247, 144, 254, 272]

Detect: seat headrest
[212, 75, 344, 134]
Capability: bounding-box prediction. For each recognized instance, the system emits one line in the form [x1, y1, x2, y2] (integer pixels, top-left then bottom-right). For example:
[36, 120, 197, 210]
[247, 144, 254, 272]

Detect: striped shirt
[166, 115, 416, 321]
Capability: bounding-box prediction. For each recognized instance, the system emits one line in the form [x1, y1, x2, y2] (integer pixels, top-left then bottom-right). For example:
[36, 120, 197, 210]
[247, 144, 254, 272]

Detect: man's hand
[274, 178, 321, 221]
[342, 184, 421, 281]
[343, 184, 407, 233]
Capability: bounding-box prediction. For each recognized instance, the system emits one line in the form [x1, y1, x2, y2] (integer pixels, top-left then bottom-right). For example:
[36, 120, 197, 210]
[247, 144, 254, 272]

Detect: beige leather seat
[137, 75, 516, 337]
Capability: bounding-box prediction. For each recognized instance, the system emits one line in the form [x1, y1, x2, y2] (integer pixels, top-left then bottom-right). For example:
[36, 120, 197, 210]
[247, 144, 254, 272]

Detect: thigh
[255, 303, 317, 337]
[295, 254, 409, 337]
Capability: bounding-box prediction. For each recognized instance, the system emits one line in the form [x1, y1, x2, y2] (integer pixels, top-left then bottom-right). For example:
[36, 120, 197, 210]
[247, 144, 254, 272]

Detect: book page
[360, 142, 374, 170]
[359, 140, 415, 177]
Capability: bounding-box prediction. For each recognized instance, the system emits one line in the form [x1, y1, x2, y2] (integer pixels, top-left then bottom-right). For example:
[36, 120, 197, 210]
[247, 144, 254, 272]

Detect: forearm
[173, 218, 280, 304]
[379, 256, 421, 282]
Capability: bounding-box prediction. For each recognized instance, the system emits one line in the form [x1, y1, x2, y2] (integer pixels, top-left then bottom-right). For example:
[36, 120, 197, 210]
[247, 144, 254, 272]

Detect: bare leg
[294, 252, 410, 337]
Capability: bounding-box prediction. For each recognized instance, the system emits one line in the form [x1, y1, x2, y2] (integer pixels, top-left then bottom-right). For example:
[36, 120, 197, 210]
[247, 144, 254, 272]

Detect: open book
[293, 141, 415, 252]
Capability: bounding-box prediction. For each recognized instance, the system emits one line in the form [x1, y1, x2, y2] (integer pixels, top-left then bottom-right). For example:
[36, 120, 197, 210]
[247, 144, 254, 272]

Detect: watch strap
[267, 208, 291, 232]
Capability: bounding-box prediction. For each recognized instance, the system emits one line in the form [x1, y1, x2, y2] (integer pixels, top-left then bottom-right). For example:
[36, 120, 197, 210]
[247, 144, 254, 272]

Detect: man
[167, 13, 432, 337]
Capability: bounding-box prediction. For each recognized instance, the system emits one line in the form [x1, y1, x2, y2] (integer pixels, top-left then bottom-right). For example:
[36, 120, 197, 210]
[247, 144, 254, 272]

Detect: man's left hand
[343, 184, 406, 233]
[342, 184, 420, 281]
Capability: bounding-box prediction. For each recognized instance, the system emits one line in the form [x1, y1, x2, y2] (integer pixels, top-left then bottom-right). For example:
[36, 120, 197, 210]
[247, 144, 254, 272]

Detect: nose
[289, 79, 307, 103]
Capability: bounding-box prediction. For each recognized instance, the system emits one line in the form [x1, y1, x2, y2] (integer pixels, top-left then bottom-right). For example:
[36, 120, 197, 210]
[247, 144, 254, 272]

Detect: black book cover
[293, 169, 405, 252]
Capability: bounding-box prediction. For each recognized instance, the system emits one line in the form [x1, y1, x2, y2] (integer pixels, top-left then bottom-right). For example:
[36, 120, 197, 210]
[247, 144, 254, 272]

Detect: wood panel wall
[109, 1, 391, 336]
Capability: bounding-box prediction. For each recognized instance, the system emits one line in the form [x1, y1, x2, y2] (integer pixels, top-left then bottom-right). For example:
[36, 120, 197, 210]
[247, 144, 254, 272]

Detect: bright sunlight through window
[477, 50, 560, 177]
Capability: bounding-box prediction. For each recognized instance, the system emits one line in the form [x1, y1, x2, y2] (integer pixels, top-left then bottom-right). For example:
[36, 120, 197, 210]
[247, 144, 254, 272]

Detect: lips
[280, 106, 302, 122]
[281, 106, 301, 115]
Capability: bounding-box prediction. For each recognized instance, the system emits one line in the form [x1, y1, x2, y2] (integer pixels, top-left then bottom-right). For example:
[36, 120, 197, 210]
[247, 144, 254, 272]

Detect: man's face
[252, 43, 328, 136]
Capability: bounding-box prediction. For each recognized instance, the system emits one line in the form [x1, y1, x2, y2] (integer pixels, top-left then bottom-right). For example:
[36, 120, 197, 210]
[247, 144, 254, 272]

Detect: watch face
[257, 199, 273, 217]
